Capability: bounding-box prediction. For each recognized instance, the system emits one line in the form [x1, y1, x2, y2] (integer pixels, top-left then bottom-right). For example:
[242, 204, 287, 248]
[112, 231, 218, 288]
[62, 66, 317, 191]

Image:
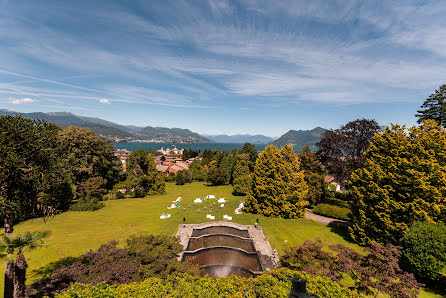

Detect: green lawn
[0, 183, 442, 297]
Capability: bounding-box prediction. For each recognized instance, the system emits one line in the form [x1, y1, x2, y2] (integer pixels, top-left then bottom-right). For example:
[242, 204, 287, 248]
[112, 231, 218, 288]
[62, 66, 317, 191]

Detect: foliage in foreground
[55, 268, 358, 298]
[280, 239, 421, 298]
[400, 221, 446, 290]
[349, 120, 446, 245]
[245, 144, 309, 218]
[28, 235, 198, 297]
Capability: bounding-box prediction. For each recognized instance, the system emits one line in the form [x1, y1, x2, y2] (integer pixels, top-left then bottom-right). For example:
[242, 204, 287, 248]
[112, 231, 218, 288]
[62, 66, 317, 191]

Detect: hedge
[312, 203, 351, 220]
[56, 268, 358, 298]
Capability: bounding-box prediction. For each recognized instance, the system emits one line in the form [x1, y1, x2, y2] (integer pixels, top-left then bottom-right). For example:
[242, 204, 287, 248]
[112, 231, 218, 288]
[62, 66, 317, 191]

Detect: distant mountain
[272, 127, 327, 147]
[138, 126, 210, 143]
[205, 134, 274, 144]
[0, 110, 210, 143]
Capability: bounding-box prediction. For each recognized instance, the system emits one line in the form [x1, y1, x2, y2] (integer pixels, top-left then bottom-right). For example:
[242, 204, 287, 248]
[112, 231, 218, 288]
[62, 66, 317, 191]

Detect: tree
[298, 145, 327, 205]
[316, 119, 381, 184]
[416, 84, 446, 128]
[219, 154, 235, 184]
[349, 120, 446, 245]
[245, 145, 308, 218]
[238, 143, 258, 171]
[400, 221, 446, 289]
[175, 171, 186, 185]
[232, 154, 253, 196]
[126, 151, 165, 197]
[0, 231, 49, 298]
[205, 160, 226, 186]
[0, 116, 65, 297]
[59, 126, 120, 191]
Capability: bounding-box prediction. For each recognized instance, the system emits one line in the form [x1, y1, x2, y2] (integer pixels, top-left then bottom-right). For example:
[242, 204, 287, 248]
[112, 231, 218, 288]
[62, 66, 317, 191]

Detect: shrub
[400, 221, 446, 290]
[55, 268, 358, 298]
[281, 239, 421, 298]
[69, 192, 104, 211]
[312, 203, 350, 220]
[28, 235, 198, 297]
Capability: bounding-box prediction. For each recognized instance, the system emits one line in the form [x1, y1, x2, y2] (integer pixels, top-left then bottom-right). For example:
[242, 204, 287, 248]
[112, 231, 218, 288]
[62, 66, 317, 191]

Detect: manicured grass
[1, 182, 439, 297]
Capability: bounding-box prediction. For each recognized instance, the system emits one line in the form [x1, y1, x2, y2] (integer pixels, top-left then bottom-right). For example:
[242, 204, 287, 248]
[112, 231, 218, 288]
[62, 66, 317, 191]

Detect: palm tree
[0, 231, 49, 298]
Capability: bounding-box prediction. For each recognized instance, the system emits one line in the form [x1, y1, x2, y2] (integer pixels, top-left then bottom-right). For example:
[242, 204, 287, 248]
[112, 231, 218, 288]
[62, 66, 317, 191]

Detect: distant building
[324, 175, 341, 192]
[114, 149, 131, 172]
[157, 146, 184, 157]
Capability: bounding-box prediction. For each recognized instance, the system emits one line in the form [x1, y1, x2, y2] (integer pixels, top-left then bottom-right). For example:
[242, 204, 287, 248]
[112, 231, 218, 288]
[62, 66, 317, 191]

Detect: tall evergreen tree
[245, 145, 308, 218]
[239, 142, 258, 171]
[349, 120, 446, 245]
[298, 145, 327, 205]
[232, 153, 253, 196]
[416, 84, 446, 128]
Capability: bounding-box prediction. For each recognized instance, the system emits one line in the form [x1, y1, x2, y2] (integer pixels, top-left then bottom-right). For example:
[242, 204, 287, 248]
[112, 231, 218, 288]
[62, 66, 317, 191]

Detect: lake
[113, 142, 314, 153]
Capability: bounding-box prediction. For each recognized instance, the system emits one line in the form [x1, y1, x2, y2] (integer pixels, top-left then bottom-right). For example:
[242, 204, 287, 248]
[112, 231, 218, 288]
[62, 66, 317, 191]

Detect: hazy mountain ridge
[0, 110, 210, 142]
[205, 134, 275, 144]
[272, 127, 327, 147]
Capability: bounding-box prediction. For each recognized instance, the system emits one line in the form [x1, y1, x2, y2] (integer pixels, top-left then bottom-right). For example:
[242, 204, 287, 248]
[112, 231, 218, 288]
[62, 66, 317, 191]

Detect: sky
[0, 0, 445, 136]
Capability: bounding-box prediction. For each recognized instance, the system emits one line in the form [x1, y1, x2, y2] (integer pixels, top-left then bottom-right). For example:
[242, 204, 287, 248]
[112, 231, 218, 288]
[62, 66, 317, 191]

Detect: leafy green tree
[298, 145, 327, 205]
[188, 160, 204, 181]
[239, 142, 258, 171]
[126, 151, 165, 197]
[205, 160, 226, 185]
[175, 171, 186, 185]
[0, 231, 49, 298]
[232, 154, 253, 196]
[349, 120, 446, 245]
[59, 126, 120, 191]
[245, 145, 308, 218]
[0, 116, 72, 296]
[416, 84, 446, 128]
[400, 221, 446, 289]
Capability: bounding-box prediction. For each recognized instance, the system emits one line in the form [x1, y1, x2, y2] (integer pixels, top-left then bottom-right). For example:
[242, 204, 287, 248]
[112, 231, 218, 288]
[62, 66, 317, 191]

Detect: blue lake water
[113, 142, 266, 152]
[113, 142, 314, 153]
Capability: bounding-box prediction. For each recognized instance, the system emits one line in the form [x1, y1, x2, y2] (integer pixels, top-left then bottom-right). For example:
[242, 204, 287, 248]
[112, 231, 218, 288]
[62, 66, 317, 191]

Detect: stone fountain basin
[187, 234, 255, 252]
[182, 246, 262, 272]
[191, 226, 250, 238]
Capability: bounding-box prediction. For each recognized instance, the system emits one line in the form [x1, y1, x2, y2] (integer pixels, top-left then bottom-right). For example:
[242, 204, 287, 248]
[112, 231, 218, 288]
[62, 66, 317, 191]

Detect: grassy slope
[0, 183, 441, 297]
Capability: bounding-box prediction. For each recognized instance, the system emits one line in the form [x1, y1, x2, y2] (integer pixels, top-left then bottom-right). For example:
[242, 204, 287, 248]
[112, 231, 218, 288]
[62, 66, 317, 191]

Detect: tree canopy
[416, 83, 446, 128]
[245, 145, 308, 218]
[349, 120, 446, 245]
[316, 119, 381, 184]
[0, 116, 66, 234]
[232, 153, 253, 196]
[126, 150, 165, 197]
[59, 126, 120, 191]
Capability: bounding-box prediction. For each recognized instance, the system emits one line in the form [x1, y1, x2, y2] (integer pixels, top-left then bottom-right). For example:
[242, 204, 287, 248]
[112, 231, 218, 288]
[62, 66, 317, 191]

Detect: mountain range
[0, 110, 210, 143]
[0, 109, 327, 146]
[272, 127, 327, 147]
[204, 134, 275, 144]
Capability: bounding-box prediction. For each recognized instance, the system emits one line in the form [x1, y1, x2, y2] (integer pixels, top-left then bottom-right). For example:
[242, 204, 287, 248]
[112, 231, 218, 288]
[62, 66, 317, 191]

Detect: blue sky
[0, 0, 445, 136]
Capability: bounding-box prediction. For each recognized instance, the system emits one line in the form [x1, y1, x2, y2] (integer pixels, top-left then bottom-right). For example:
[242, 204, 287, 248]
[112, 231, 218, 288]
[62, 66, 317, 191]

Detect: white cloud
[8, 97, 36, 104]
[99, 98, 110, 104]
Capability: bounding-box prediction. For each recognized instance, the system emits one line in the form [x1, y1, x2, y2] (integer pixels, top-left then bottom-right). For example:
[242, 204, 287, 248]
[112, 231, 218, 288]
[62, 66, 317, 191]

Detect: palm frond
[0, 230, 51, 254]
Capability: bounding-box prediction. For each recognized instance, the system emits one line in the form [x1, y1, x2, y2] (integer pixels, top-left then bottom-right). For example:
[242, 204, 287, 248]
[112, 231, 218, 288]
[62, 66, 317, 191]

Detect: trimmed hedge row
[312, 203, 351, 220]
[56, 268, 359, 298]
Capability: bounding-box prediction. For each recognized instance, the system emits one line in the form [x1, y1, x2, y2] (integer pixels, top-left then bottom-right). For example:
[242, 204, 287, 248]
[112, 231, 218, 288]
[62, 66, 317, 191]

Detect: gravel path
[304, 211, 349, 226]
